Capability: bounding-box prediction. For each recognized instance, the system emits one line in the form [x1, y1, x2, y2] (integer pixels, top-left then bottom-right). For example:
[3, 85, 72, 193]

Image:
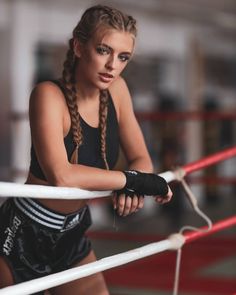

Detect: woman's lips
[99, 73, 114, 83]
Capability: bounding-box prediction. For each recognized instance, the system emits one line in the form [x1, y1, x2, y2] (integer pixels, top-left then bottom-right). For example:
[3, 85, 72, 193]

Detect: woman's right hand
[118, 170, 169, 196]
[113, 170, 173, 216]
[113, 193, 145, 216]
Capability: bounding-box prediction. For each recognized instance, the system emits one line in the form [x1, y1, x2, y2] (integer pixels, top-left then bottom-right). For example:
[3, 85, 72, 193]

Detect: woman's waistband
[13, 197, 87, 232]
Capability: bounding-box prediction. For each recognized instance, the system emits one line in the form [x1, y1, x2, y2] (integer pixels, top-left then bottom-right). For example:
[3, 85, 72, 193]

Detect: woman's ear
[74, 39, 82, 58]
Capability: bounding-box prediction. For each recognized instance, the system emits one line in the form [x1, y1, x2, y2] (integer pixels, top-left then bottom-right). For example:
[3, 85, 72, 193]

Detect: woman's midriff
[25, 173, 88, 214]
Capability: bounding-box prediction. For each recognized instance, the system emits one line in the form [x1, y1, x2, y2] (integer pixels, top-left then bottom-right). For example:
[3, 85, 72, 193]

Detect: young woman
[0, 5, 173, 295]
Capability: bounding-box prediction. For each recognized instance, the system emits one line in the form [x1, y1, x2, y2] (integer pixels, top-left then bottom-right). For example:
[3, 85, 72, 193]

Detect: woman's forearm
[127, 156, 153, 173]
[50, 163, 126, 191]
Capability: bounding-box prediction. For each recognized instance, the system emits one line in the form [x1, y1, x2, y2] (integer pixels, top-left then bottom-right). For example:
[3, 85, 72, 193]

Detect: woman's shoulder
[108, 76, 133, 122]
[30, 80, 66, 110]
[31, 80, 64, 99]
[28, 81, 69, 126]
[109, 76, 131, 104]
[110, 75, 132, 101]
[109, 76, 128, 94]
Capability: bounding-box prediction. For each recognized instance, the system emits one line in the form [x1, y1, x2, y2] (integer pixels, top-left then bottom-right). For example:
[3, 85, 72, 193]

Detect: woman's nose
[105, 55, 116, 70]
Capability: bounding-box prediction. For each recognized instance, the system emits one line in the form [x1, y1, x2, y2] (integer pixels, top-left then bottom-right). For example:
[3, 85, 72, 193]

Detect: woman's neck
[76, 87, 100, 102]
[74, 68, 100, 101]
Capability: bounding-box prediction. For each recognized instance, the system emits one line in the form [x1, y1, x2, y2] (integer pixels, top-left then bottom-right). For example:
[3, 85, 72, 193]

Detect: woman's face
[75, 28, 135, 90]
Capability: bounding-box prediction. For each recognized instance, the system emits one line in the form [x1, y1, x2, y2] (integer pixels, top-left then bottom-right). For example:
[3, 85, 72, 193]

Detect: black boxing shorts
[0, 198, 92, 294]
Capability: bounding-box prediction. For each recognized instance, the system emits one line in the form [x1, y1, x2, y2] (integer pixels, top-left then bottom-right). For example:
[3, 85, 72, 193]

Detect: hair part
[74, 5, 137, 44]
[61, 5, 137, 169]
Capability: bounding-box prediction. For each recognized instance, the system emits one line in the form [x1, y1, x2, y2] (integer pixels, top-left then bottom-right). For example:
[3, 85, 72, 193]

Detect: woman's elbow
[146, 159, 154, 173]
[46, 166, 72, 187]
[128, 155, 154, 173]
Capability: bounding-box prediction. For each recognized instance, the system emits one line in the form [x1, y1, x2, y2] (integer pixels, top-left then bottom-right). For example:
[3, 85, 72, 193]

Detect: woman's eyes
[96, 46, 110, 55]
[118, 54, 130, 62]
[96, 46, 130, 62]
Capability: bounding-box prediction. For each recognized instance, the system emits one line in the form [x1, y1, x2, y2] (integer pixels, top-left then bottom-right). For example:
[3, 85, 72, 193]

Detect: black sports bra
[29, 82, 120, 181]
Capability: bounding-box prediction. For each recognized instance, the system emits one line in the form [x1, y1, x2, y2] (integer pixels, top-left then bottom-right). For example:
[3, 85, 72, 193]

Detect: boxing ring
[0, 145, 236, 295]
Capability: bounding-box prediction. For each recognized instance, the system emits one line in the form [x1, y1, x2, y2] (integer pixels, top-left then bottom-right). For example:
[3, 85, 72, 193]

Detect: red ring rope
[184, 215, 236, 243]
[183, 146, 236, 175]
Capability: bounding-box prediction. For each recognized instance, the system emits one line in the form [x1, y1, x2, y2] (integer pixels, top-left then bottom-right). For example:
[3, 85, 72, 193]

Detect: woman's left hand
[113, 194, 145, 216]
[154, 185, 173, 204]
[113, 185, 173, 216]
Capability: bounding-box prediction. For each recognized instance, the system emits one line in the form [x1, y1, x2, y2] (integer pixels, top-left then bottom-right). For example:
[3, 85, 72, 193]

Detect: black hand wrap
[117, 170, 169, 197]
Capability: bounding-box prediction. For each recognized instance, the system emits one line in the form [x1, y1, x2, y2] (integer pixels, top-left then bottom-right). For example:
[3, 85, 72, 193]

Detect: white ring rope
[0, 181, 112, 199]
[172, 176, 213, 295]
[0, 166, 229, 295]
[0, 169, 179, 295]
[0, 171, 176, 199]
[0, 234, 185, 295]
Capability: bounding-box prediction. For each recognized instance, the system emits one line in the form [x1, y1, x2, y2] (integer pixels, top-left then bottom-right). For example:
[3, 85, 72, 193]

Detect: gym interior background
[0, 1, 235, 294]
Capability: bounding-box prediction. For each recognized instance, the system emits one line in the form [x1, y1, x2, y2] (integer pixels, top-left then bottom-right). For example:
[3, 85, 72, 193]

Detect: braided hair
[61, 5, 137, 169]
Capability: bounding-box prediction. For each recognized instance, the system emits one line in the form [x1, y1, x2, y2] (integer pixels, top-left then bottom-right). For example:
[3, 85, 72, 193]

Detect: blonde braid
[61, 38, 82, 164]
[99, 90, 109, 169]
